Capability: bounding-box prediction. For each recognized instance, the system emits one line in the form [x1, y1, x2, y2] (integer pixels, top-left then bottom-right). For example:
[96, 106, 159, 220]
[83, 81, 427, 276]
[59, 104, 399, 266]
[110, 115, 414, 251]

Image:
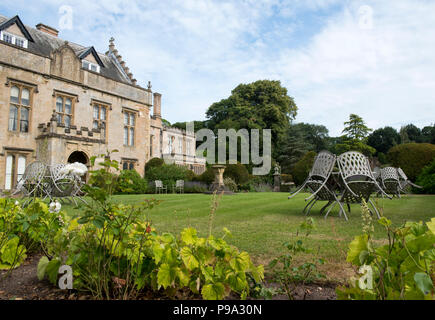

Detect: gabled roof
[0, 14, 133, 85]
[0, 15, 34, 42]
[77, 46, 105, 68]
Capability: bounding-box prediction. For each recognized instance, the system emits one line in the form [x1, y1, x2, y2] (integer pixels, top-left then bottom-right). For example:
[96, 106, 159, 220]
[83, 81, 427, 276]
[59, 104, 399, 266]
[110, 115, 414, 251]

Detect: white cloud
[1, 0, 435, 136]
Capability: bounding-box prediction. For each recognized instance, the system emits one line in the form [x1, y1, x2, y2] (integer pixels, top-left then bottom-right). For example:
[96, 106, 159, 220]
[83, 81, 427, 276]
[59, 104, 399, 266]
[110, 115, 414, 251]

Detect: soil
[0, 254, 337, 300]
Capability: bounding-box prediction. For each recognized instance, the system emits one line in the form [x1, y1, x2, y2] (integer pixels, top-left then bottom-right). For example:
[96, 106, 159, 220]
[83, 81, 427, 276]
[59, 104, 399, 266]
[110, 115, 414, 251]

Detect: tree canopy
[367, 126, 401, 154]
[205, 80, 298, 149]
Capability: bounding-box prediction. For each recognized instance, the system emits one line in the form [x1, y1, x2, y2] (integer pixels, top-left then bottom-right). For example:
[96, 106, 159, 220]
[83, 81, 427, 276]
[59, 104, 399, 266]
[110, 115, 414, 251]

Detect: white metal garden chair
[380, 167, 401, 198]
[175, 180, 184, 193]
[155, 180, 167, 194]
[335, 151, 391, 219]
[397, 167, 422, 193]
[288, 150, 346, 219]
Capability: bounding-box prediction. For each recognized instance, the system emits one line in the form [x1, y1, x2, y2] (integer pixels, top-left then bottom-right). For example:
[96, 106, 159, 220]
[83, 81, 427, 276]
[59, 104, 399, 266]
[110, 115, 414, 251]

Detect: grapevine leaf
[347, 234, 368, 266]
[202, 282, 225, 300]
[414, 272, 434, 295]
[37, 256, 50, 280]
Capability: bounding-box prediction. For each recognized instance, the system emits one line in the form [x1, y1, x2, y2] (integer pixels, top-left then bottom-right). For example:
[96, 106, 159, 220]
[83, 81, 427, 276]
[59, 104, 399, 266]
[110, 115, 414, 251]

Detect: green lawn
[63, 192, 435, 281]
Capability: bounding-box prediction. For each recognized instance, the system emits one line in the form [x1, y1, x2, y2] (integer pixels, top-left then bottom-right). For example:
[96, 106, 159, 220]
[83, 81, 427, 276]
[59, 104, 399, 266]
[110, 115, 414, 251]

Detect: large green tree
[205, 80, 298, 157]
[400, 124, 422, 143]
[367, 126, 401, 154]
[277, 122, 329, 173]
[342, 114, 372, 140]
[336, 114, 375, 156]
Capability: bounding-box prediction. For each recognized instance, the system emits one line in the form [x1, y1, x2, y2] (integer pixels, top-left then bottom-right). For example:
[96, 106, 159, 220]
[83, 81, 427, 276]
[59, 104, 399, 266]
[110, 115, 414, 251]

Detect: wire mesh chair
[380, 167, 401, 198]
[49, 164, 87, 206]
[288, 150, 336, 200]
[288, 150, 346, 218]
[14, 161, 50, 206]
[397, 168, 422, 193]
[336, 151, 391, 219]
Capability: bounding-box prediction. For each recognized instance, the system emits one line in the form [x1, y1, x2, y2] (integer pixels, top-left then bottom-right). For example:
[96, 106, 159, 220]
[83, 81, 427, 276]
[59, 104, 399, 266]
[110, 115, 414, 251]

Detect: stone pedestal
[204, 164, 233, 194]
[273, 173, 281, 192]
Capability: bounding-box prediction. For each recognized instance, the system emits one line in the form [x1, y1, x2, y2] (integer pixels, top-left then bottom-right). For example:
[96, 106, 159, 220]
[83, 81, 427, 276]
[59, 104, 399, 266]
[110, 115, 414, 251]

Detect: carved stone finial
[109, 37, 115, 51]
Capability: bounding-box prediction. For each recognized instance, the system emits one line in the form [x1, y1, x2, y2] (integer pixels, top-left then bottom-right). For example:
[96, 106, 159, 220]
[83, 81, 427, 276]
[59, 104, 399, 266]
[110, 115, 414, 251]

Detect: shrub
[223, 177, 237, 192]
[416, 159, 435, 194]
[0, 198, 65, 271]
[145, 157, 164, 172]
[185, 169, 197, 181]
[197, 167, 215, 185]
[336, 201, 435, 300]
[184, 181, 208, 193]
[145, 164, 190, 187]
[223, 163, 249, 185]
[116, 170, 149, 194]
[291, 151, 316, 186]
[38, 163, 265, 300]
[387, 143, 435, 181]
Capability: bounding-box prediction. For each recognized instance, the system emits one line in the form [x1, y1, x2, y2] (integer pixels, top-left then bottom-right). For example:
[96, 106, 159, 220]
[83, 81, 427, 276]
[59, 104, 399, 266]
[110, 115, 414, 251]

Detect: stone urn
[204, 164, 233, 194]
[210, 164, 226, 192]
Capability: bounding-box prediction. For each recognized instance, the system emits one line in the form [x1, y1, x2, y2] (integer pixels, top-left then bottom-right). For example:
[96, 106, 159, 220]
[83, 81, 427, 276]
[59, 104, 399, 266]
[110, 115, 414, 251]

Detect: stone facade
[0, 14, 205, 191]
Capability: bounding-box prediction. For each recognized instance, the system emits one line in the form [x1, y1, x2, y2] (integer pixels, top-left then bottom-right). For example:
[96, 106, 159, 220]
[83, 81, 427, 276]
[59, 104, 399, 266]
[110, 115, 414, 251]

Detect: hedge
[116, 170, 149, 194]
[291, 151, 316, 186]
[387, 143, 435, 181]
[223, 163, 249, 185]
[416, 159, 435, 194]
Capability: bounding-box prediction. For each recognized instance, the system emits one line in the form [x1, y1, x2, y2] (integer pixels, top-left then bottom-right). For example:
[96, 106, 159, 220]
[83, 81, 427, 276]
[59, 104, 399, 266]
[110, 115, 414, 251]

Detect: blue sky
[1, 0, 434, 136]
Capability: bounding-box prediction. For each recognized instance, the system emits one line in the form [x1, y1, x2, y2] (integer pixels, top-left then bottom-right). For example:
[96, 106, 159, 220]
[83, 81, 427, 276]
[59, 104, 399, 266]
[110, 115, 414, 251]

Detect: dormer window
[82, 60, 100, 73]
[0, 31, 28, 48]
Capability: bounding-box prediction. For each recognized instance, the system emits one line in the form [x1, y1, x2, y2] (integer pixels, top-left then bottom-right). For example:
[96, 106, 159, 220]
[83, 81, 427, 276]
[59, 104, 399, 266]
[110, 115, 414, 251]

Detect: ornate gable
[50, 41, 83, 83]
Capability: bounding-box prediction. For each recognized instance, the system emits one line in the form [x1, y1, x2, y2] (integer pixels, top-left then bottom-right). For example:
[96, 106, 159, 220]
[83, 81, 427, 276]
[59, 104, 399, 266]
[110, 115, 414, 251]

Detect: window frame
[121, 160, 136, 171]
[92, 103, 108, 141]
[4, 152, 28, 190]
[54, 94, 75, 127]
[8, 83, 33, 133]
[123, 110, 136, 147]
[82, 60, 100, 73]
[0, 31, 28, 48]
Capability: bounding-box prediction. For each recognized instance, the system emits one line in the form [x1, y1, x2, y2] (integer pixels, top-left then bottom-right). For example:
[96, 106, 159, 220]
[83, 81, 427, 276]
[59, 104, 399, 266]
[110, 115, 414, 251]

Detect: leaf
[180, 247, 199, 270]
[227, 272, 247, 291]
[37, 256, 49, 280]
[157, 263, 176, 289]
[378, 217, 391, 227]
[176, 267, 190, 287]
[250, 264, 264, 283]
[202, 282, 225, 300]
[414, 272, 434, 295]
[230, 251, 251, 271]
[427, 218, 435, 235]
[347, 234, 368, 266]
[92, 216, 105, 229]
[180, 227, 197, 245]
[222, 227, 232, 238]
[45, 259, 61, 285]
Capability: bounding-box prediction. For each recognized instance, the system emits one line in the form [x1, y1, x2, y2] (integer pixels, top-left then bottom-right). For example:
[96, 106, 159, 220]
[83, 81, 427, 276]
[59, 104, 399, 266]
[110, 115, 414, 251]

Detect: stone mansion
[0, 14, 205, 191]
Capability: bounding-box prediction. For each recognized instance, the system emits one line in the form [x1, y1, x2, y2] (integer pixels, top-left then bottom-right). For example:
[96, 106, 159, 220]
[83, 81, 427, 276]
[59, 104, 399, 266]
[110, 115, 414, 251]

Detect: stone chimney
[36, 23, 59, 37]
[153, 92, 161, 118]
